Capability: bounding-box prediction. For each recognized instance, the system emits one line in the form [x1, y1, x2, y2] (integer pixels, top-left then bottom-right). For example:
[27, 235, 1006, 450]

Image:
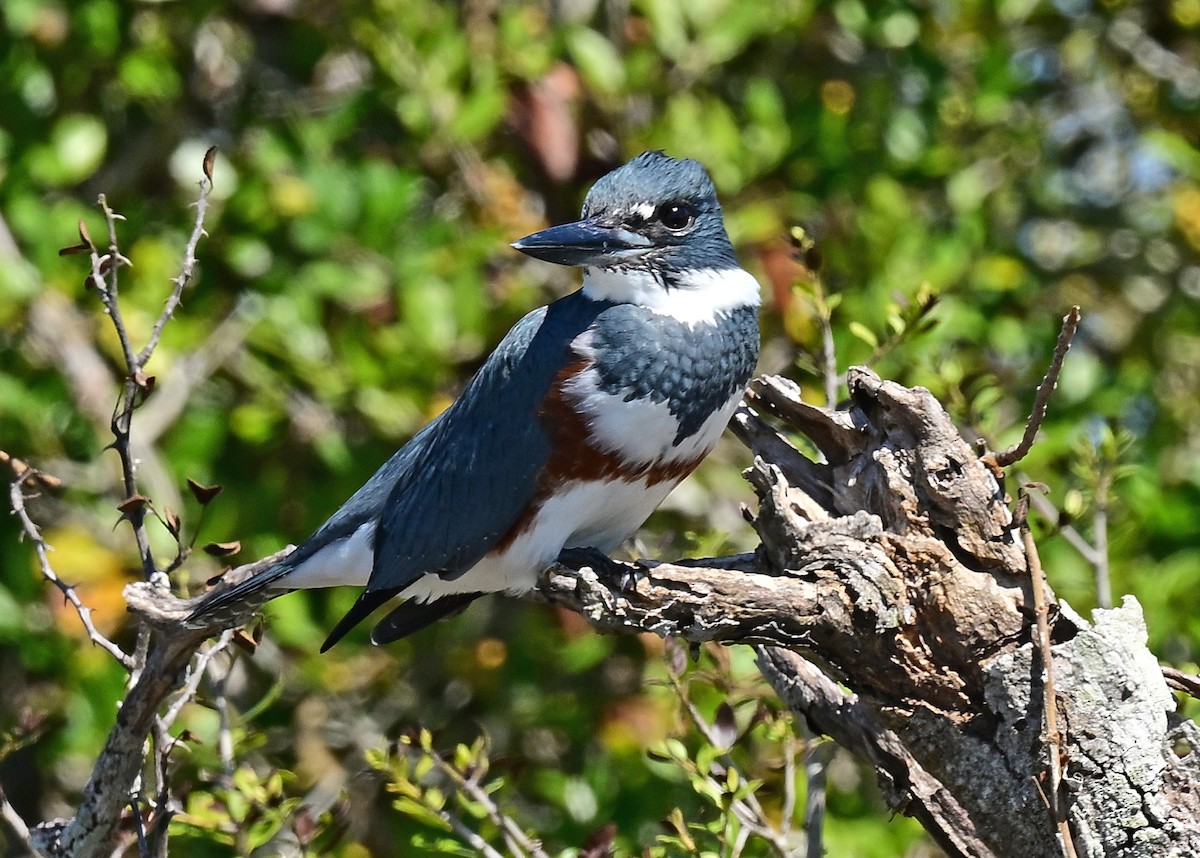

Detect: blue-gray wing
[364, 291, 605, 593]
[188, 292, 606, 629]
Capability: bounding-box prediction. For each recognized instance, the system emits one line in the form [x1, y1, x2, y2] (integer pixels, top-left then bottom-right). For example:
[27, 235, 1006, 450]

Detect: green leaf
[848, 321, 879, 348]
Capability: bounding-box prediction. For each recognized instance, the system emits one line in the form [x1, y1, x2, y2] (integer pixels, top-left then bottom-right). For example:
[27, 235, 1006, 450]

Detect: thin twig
[1023, 487, 1103, 567]
[93, 195, 157, 584]
[664, 658, 796, 858]
[988, 307, 1081, 468]
[1092, 469, 1112, 610]
[6, 459, 133, 669]
[814, 283, 838, 407]
[92, 195, 138, 373]
[214, 664, 235, 782]
[780, 731, 797, 841]
[0, 782, 34, 855]
[420, 745, 550, 858]
[1162, 667, 1200, 700]
[138, 165, 215, 367]
[435, 807, 507, 858]
[1017, 491, 1078, 858]
[158, 631, 235, 730]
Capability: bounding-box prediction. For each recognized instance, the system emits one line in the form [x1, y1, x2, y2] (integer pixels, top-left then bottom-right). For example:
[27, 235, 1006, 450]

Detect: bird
[188, 151, 761, 651]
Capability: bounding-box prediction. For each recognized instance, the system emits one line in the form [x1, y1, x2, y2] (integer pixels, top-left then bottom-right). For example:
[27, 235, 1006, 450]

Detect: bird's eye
[656, 200, 697, 232]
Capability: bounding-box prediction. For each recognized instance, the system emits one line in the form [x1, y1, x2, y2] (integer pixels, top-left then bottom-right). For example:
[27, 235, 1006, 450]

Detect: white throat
[582, 266, 761, 325]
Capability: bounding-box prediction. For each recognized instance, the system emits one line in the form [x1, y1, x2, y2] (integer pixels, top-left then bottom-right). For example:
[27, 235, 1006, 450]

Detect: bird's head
[512, 151, 739, 280]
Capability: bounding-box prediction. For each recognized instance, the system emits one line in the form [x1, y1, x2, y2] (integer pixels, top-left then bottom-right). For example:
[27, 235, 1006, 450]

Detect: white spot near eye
[632, 202, 656, 221]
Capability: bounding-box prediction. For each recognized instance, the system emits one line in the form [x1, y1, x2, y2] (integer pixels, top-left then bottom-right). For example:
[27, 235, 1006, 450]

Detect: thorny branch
[13, 151, 218, 858]
[3, 453, 132, 669]
[137, 146, 215, 367]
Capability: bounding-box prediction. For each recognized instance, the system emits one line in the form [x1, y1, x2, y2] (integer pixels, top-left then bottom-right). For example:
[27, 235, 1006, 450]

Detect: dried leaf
[187, 478, 223, 505]
[117, 494, 152, 514]
[202, 541, 241, 557]
[202, 145, 217, 182]
[163, 506, 181, 539]
[232, 628, 258, 653]
[78, 219, 95, 251]
[134, 372, 156, 398]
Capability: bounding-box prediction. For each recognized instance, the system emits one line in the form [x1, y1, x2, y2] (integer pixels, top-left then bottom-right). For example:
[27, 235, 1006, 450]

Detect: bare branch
[1023, 485, 1103, 567]
[988, 306, 1081, 468]
[0, 782, 34, 856]
[1017, 491, 1079, 858]
[801, 735, 830, 858]
[5, 456, 132, 669]
[158, 630, 235, 731]
[137, 153, 216, 367]
[1163, 667, 1200, 700]
[1092, 469, 1113, 610]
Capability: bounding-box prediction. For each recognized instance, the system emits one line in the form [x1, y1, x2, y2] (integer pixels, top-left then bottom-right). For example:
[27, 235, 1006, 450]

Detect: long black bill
[511, 217, 650, 267]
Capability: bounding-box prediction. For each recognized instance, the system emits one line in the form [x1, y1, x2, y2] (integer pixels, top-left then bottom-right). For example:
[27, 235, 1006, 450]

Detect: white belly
[399, 477, 677, 602]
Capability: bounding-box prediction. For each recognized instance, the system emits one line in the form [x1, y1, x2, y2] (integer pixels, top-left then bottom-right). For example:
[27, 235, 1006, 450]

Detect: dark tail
[371, 592, 481, 646]
[318, 590, 482, 651]
[186, 559, 296, 625]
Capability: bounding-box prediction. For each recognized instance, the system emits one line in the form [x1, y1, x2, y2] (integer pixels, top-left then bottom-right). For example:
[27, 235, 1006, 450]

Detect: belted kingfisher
[189, 151, 760, 650]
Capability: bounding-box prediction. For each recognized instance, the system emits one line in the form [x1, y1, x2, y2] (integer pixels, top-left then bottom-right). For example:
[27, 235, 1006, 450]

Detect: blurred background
[1, 0, 1199, 854]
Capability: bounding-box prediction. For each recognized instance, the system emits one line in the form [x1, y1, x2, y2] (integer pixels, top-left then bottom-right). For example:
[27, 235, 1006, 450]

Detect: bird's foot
[556, 547, 647, 593]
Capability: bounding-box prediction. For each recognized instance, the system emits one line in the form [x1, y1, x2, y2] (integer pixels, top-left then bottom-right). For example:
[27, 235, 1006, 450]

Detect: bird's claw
[556, 547, 648, 594]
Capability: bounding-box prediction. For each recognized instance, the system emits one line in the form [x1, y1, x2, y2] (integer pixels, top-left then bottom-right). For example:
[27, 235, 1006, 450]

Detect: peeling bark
[51, 368, 1200, 857]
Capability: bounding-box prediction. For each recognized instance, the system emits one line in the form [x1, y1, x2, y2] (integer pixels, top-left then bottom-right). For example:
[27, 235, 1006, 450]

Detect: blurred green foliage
[2, 0, 1200, 854]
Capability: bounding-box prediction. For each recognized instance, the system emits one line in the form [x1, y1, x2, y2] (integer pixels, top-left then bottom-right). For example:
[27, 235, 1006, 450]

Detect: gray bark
[41, 368, 1200, 857]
